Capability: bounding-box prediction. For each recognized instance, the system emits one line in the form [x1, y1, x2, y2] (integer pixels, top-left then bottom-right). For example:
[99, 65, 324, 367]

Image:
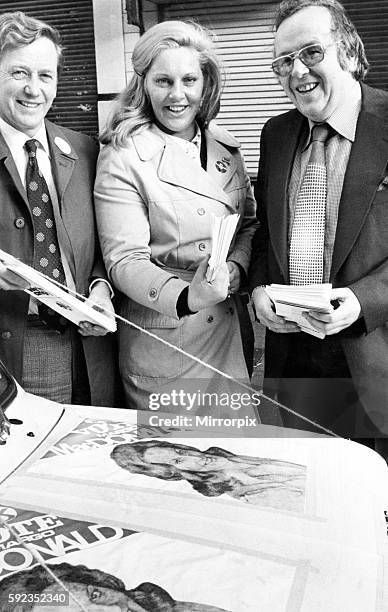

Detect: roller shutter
[0, 0, 98, 136]
[342, 0, 388, 91]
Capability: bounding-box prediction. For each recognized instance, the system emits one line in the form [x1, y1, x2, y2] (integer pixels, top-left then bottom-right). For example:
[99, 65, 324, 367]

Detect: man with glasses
[250, 0, 388, 449]
[0, 12, 121, 406]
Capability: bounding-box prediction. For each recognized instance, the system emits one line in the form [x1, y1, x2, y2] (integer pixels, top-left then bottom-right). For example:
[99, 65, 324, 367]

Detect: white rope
[0, 517, 88, 612]
[30, 270, 341, 439]
[0, 268, 344, 604]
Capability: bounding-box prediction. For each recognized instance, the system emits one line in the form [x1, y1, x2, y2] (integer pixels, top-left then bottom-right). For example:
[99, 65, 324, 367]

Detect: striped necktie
[289, 123, 330, 285]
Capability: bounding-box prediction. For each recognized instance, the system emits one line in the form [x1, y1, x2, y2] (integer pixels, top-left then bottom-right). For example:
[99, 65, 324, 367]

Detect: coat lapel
[134, 125, 238, 210]
[331, 85, 388, 279]
[0, 132, 30, 211]
[45, 120, 78, 206]
[205, 132, 238, 191]
[267, 111, 306, 282]
[45, 121, 78, 278]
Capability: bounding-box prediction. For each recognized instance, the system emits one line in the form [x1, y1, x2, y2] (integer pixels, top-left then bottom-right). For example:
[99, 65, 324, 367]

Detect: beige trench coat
[95, 122, 257, 410]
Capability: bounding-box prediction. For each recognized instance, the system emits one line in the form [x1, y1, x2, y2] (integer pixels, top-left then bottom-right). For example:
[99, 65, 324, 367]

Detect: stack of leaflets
[0, 248, 117, 332]
[265, 283, 333, 339]
[206, 213, 240, 283]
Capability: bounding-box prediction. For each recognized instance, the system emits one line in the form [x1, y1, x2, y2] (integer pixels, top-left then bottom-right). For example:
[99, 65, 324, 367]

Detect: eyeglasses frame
[271, 41, 343, 77]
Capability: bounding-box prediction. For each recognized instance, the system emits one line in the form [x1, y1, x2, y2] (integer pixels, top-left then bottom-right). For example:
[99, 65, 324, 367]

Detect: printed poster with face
[25, 418, 308, 515]
[1, 414, 386, 609]
[0, 503, 305, 612]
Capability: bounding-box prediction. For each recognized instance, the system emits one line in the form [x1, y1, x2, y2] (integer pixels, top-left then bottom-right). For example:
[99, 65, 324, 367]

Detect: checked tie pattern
[289, 123, 330, 285]
[25, 139, 67, 332]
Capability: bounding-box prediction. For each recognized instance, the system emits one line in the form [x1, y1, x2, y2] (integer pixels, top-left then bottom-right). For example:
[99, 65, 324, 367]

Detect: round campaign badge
[54, 137, 72, 155]
[215, 160, 227, 173]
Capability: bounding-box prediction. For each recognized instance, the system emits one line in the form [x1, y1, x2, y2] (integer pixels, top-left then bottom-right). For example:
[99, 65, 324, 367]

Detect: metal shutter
[159, 0, 293, 177]
[342, 0, 388, 91]
[0, 0, 98, 136]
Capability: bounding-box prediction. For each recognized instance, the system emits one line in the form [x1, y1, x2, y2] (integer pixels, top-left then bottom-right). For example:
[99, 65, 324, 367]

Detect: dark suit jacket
[0, 120, 121, 406]
[249, 84, 388, 428]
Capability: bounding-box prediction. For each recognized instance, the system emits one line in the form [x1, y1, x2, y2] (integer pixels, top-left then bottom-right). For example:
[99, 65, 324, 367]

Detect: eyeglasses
[271, 41, 341, 77]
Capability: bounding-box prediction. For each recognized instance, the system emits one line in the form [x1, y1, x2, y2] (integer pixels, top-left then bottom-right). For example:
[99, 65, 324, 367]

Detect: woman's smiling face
[145, 46, 204, 140]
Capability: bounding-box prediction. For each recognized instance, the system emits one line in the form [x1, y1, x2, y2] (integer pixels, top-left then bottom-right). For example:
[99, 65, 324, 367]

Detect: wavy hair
[100, 20, 223, 146]
[0, 562, 186, 612]
[111, 439, 201, 480]
[0, 563, 126, 611]
[111, 440, 235, 498]
[274, 0, 369, 81]
[0, 11, 63, 71]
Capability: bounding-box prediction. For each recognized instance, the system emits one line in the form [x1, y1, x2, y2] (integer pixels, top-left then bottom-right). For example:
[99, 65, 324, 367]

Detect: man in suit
[0, 12, 121, 406]
[250, 0, 388, 442]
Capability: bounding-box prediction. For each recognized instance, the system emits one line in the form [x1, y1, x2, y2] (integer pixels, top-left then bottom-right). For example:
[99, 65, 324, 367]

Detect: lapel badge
[54, 137, 72, 155]
[215, 160, 227, 173]
[222, 156, 231, 166]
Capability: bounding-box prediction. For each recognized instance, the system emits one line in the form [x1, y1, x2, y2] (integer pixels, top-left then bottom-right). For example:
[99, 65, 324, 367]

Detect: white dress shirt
[0, 117, 75, 311]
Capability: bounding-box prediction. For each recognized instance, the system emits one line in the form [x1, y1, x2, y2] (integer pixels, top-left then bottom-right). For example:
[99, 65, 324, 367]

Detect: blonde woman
[95, 21, 257, 409]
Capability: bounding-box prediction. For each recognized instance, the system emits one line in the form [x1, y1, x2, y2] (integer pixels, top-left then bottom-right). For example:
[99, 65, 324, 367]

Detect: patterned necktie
[25, 139, 68, 333]
[289, 123, 329, 285]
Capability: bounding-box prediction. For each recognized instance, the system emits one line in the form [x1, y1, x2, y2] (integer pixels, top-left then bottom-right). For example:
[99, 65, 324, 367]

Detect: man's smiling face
[274, 6, 356, 122]
[0, 36, 58, 136]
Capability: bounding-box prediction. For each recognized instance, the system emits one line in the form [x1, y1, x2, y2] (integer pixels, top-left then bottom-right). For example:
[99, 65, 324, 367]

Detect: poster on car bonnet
[27, 418, 308, 514]
[6, 411, 388, 549]
[1, 407, 387, 610]
[0, 503, 303, 612]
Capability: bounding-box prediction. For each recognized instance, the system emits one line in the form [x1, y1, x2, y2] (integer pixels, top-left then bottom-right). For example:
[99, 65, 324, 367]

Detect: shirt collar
[154, 122, 201, 148]
[305, 81, 362, 145]
[190, 123, 202, 149]
[154, 123, 202, 162]
[0, 117, 50, 156]
[32, 124, 50, 156]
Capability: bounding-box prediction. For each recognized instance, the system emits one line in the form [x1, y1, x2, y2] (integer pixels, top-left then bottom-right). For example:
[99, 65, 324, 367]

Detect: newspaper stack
[265, 283, 333, 338]
[0, 248, 117, 332]
[206, 213, 240, 283]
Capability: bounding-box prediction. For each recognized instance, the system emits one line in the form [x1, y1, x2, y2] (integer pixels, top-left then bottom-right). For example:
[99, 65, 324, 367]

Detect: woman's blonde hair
[100, 20, 223, 147]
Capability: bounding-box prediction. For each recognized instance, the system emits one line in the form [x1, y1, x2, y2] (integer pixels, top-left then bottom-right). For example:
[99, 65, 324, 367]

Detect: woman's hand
[188, 257, 229, 312]
[78, 281, 115, 337]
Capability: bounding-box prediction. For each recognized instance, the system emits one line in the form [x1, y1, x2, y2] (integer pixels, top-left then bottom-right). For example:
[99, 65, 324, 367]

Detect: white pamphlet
[0, 248, 117, 332]
[265, 283, 333, 338]
[206, 213, 240, 283]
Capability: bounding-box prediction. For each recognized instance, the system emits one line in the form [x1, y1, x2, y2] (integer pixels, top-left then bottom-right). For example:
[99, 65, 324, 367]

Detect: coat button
[207, 315, 214, 323]
[198, 243, 206, 251]
[1, 331, 12, 339]
[149, 288, 157, 299]
[197, 208, 205, 216]
[15, 217, 25, 228]
[236, 202, 240, 209]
